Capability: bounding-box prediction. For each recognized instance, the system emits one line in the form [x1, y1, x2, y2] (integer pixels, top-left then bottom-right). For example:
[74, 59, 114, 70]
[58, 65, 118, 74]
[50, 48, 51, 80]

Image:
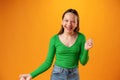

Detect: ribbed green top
[30, 32, 89, 78]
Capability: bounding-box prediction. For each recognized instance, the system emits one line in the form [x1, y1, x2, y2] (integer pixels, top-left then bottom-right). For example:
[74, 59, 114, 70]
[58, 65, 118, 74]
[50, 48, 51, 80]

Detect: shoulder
[50, 34, 58, 39]
[50, 34, 58, 42]
[78, 32, 86, 39]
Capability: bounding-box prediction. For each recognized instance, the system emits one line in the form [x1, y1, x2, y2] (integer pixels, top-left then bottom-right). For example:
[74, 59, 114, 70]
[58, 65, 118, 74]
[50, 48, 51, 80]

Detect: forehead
[64, 12, 77, 19]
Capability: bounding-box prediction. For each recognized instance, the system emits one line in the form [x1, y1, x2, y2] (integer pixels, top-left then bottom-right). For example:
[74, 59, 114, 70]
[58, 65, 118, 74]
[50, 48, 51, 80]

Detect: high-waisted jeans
[51, 65, 80, 80]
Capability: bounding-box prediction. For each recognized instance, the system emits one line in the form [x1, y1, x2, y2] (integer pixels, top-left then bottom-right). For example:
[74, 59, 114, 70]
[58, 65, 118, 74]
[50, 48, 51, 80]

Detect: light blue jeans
[51, 65, 80, 80]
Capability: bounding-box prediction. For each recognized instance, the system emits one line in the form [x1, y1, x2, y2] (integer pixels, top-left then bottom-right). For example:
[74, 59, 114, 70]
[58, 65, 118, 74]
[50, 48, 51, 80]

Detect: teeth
[67, 27, 72, 30]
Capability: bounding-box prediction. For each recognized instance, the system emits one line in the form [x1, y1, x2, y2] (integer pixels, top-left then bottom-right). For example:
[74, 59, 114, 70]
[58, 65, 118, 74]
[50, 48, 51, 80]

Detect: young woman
[19, 8, 93, 80]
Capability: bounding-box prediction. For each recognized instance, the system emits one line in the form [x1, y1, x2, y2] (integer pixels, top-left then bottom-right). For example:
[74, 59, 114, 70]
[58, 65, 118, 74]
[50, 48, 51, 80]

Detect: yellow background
[0, 0, 120, 80]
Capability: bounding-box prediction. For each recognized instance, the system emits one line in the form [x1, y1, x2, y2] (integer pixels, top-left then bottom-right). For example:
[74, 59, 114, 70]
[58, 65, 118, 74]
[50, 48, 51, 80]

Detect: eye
[64, 20, 68, 22]
[71, 21, 75, 23]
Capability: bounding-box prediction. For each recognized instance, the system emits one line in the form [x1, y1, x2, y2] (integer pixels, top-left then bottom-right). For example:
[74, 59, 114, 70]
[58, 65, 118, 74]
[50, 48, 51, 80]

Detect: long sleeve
[30, 36, 56, 78]
[79, 36, 89, 65]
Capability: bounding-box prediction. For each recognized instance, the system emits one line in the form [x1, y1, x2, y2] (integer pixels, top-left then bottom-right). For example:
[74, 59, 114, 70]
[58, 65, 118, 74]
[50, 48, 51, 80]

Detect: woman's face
[62, 12, 78, 34]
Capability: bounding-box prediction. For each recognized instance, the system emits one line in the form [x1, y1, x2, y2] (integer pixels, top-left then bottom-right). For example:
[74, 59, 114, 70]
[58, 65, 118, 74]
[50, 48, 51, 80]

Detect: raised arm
[79, 37, 89, 65]
[79, 36, 93, 65]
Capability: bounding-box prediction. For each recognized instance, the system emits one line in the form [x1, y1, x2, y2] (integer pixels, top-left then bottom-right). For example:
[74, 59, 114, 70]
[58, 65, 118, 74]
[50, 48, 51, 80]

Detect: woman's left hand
[85, 38, 93, 50]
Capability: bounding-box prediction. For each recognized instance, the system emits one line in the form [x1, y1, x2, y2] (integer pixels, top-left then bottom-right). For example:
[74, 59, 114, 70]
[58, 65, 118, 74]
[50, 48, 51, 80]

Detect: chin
[65, 30, 73, 33]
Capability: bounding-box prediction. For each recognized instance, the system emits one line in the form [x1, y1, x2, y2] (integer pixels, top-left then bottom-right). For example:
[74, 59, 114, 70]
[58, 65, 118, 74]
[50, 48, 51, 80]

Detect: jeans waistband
[53, 65, 78, 71]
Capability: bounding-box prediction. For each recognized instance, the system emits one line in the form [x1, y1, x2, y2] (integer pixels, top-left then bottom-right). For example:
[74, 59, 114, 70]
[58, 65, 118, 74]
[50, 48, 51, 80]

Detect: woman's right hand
[19, 74, 32, 80]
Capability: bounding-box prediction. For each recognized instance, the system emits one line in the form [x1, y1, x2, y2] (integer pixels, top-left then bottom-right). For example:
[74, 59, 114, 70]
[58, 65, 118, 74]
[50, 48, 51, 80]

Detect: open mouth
[66, 26, 73, 31]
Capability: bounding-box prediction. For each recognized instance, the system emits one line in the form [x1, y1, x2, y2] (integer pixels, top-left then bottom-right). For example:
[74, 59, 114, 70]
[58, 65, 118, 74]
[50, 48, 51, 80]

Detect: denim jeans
[51, 65, 80, 80]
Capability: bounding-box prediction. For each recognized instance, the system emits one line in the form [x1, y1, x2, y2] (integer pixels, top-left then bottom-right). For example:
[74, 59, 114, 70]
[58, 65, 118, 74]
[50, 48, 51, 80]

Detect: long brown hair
[58, 9, 80, 34]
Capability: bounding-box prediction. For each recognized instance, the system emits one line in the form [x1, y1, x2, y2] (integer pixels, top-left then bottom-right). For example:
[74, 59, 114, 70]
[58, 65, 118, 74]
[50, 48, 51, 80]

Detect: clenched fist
[85, 38, 93, 50]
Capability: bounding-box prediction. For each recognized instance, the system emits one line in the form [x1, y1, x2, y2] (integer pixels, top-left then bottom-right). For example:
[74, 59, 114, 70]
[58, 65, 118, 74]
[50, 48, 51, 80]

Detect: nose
[67, 21, 72, 26]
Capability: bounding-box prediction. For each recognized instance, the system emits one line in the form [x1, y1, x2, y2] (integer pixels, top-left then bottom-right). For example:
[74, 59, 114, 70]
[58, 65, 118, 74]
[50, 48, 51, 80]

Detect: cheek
[62, 22, 66, 27]
[72, 23, 77, 28]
